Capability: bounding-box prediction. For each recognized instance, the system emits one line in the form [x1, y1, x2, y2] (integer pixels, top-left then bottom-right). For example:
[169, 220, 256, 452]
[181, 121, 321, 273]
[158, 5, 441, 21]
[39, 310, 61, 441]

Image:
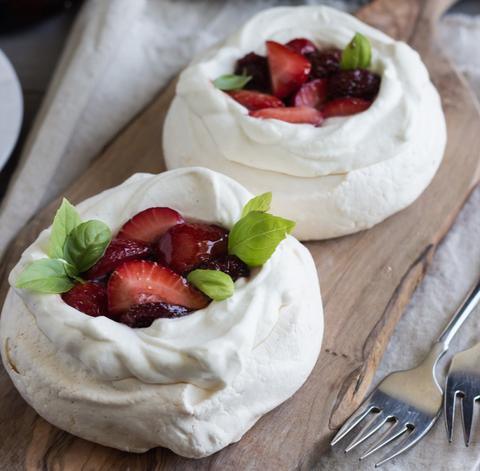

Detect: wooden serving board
[1, 0, 480, 469]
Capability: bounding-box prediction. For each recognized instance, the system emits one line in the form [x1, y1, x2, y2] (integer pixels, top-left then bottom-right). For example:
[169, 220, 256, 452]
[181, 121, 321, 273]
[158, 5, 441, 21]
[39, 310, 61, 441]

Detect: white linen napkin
[0, 0, 359, 255]
[0, 1, 479, 469]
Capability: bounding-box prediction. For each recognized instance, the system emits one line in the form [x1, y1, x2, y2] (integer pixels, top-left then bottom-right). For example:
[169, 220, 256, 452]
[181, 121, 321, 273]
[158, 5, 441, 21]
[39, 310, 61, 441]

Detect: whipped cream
[163, 6, 446, 240]
[2, 167, 323, 456]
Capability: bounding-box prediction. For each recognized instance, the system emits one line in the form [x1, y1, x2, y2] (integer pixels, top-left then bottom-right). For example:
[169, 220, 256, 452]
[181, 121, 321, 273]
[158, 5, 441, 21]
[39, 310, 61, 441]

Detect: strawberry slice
[293, 79, 328, 109]
[156, 223, 228, 274]
[85, 238, 151, 280]
[108, 260, 209, 315]
[266, 41, 311, 99]
[286, 38, 317, 56]
[322, 97, 372, 118]
[228, 90, 284, 111]
[62, 282, 108, 317]
[117, 207, 184, 243]
[250, 106, 324, 126]
[118, 302, 190, 328]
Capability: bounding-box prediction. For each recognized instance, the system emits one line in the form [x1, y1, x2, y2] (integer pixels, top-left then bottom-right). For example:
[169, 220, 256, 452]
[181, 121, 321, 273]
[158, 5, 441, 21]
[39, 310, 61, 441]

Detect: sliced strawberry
[322, 97, 372, 118]
[107, 260, 209, 315]
[266, 41, 311, 99]
[85, 238, 151, 280]
[286, 38, 317, 56]
[293, 79, 328, 109]
[118, 302, 190, 328]
[62, 282, 108, 317]
[228, 90, 284, 111]
[117, 207, 184, 243]
[250, 106, 324, 126]
[156, 223, 228, 274]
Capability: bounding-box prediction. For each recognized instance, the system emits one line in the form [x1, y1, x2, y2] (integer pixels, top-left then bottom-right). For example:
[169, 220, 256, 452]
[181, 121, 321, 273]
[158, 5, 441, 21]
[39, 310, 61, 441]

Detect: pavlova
[163, 6, 446, 240]
[1, 167, 323, 457]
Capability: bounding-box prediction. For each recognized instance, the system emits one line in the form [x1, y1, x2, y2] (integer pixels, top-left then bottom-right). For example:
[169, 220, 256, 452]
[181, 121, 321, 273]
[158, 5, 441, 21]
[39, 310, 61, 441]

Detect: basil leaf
[341, 32, 372, 70]
[15, 259, 74, 293]
[228, 212, 296, 267]
[63, 261, 84, 282]
[63, 220, 112, 273]
[187, 269, 234, 301]
[48, 198, 82, 259]
[213, 74, 252, 91]
[241, 192, 272, 218]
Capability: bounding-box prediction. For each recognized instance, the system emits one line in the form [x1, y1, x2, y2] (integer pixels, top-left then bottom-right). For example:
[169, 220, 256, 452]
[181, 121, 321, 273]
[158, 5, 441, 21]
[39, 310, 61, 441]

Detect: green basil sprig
[341, 32, 372, 70]
[64, 221, 111, 273]
[48, 198, 82, 259]
[241, 192, 272, 218]
[228, 211, 295, 267]
[16, 198, 112, 294]
[16, 259, 74, 294]
[213, 74, 252, 91]
[187, 269, 234, 301]
[188, 192, 295, 300]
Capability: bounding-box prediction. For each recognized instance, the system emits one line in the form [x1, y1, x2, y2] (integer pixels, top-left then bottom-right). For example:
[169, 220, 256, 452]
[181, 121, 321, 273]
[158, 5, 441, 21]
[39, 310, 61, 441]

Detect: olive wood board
[1, 0, 480, 469]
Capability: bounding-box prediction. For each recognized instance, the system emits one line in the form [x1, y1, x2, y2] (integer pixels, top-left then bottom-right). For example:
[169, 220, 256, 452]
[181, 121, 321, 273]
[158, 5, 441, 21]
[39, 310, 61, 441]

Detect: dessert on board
[163, 6, 446, 240]
[0, 3, 450, 462]
[1, 167, 323, 457]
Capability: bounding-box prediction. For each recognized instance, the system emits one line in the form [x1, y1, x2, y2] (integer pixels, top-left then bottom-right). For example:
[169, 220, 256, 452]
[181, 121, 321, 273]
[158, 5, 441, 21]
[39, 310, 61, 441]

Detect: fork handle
[436, 278, 480, 348]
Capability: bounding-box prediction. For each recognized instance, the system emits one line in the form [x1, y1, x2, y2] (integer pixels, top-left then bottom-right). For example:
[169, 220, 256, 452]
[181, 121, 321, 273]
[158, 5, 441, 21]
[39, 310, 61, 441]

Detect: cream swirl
[9, 167, 321, 390]
[164, 6, 446, 240]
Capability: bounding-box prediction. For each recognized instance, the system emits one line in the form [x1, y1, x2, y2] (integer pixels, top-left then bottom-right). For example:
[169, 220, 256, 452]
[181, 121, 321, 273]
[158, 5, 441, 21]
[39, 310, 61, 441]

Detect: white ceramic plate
[0, 49, 23, 172]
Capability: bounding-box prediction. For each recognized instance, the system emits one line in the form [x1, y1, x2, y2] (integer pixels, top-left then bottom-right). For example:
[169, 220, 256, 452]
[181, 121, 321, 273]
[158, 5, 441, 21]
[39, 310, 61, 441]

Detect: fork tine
[444, 383, 458, 442]
[331, 400, 375, 446]
[359, 421, 408, 460]
[344, 412, 388, 452]
[374, 428, 423, 467]
[461, 396, 475, 446]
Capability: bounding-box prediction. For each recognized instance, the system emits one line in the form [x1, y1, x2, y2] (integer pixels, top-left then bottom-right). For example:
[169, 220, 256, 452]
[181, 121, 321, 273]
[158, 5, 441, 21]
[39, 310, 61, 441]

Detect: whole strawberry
[198, 255, 250, 281]
[119, 302, 190, 328]
[306, 48, 342, 79]
[328, 69, 381, 100]
[235, 53, 271, 92]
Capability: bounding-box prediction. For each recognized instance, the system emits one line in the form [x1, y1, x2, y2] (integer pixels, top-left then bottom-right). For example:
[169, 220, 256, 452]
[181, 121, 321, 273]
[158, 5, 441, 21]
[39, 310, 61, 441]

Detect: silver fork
[331, 278, 480, 467]
[444, 279, 480, 446]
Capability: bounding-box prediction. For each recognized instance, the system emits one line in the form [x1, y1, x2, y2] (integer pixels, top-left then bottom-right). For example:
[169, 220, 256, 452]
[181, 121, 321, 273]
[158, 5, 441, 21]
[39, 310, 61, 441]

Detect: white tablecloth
[1, 1, 479, 469]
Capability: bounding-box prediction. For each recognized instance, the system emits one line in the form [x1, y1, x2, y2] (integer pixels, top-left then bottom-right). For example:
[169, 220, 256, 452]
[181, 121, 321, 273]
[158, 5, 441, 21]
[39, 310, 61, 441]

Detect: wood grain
[1, 0, 479, 469]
